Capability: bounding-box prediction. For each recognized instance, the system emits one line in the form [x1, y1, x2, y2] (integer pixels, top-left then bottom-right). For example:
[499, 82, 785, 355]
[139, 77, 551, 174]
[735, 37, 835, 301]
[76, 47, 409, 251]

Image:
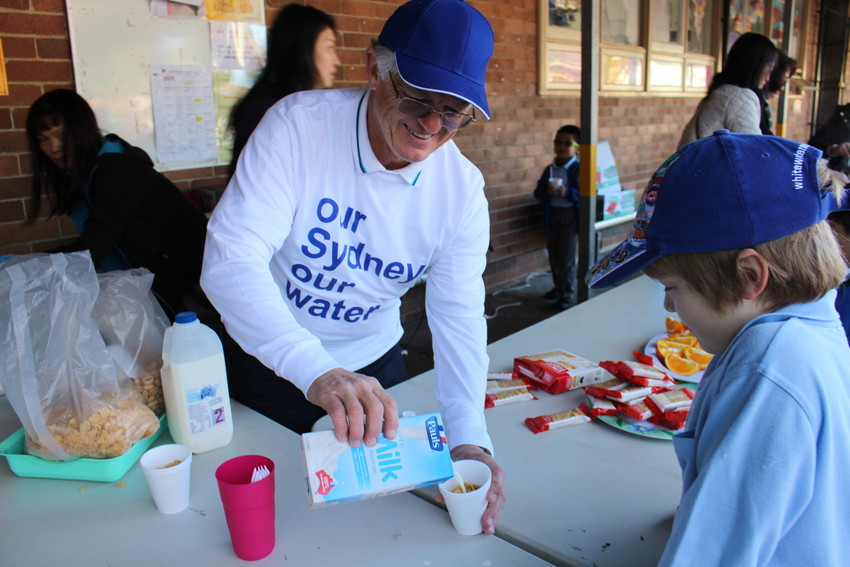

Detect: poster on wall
[150, 0, 206, 19]
[205, 0, 263, 24]
[150, 64, 218, 164]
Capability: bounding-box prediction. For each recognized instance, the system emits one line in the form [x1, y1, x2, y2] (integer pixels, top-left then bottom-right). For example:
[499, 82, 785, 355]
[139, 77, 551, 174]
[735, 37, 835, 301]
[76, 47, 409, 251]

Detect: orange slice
[683, 345, 713, 368]
[667, 332, 698, 347]
[655, 338, 683, 359]
[665, 317, 686, 334]
[664, 353, 700, 376]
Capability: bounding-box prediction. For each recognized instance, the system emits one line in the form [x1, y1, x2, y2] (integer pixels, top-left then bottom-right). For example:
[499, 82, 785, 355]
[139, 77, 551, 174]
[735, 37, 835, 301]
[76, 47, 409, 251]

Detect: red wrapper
[584, 378, 629, 399]
[615, 401, 655, 422]
[647, 410, 689, 430]
[524, 407, 591, 434]
[600, 360, 674, 388]
[484, 388, 536, 408]
[645, 388, 694, 413]
[514, 350, 612, 394]
[579, 396, 617, 418]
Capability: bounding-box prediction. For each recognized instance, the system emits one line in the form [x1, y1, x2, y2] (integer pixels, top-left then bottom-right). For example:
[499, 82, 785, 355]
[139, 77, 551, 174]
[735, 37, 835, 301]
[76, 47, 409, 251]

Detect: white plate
[644, 333, 705, 384]
[597, 414, 677, 440]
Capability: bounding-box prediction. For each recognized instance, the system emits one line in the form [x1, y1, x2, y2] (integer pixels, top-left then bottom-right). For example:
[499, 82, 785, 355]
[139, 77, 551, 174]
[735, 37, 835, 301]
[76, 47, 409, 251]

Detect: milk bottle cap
[175, 312, 198, 324]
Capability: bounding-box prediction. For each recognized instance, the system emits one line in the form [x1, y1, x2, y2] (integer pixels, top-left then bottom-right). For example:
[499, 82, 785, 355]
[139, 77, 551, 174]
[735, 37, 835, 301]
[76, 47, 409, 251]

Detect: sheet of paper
[210, 21, 266, 70]
[204, 0, 263, 23]
[150, 64, 217, 164]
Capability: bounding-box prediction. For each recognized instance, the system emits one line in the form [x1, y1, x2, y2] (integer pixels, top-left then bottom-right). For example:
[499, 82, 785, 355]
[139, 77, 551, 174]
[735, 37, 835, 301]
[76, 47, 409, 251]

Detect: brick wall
[0, 0, 828, 320]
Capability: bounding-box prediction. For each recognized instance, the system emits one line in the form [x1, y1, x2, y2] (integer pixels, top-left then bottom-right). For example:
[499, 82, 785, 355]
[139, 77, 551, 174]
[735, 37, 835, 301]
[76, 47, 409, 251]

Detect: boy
[587, 130, 850, 566]
[534, 125, 581, 309]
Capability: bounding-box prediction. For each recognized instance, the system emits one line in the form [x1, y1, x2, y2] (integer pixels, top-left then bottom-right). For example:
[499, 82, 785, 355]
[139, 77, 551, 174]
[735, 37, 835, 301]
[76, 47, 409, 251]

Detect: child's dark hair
[26, 89, 103, 220]
[557, 124, 581, 143]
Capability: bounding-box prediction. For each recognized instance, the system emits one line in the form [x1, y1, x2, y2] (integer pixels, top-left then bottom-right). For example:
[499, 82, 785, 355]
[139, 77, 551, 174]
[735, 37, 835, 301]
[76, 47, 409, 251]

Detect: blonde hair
[644, 160, 848, 312]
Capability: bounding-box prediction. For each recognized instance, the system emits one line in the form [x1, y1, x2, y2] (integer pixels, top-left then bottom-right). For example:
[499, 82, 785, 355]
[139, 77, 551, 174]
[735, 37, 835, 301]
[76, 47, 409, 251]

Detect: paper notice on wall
[204, 0, 263, 23]
[150, 0, 206, 20]
[595, 141, 623, 196]
[210, 21, 266, 70]
[150, 64, 218, 164]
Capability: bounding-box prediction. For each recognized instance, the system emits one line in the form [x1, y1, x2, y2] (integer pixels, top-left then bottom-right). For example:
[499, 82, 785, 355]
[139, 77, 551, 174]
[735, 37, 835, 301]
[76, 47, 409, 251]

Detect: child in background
[828, 196, 850, 343]
[534, 124, 581, 310]
[587, 130, 850, 566]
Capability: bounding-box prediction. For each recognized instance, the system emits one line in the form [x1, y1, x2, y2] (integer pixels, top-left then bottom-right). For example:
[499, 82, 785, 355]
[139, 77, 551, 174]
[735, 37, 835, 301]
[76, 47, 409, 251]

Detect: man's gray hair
[371, 40, 398, 80]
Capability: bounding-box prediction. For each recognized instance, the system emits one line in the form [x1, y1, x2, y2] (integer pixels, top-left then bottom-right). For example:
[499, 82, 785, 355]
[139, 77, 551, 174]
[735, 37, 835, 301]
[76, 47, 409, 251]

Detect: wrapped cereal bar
[579, 395, 617, 418]
[524, 407, 590, 434]
[484, 388, 537, 408]
[485, 378, 531, 394]
[600, 360, 675, 388]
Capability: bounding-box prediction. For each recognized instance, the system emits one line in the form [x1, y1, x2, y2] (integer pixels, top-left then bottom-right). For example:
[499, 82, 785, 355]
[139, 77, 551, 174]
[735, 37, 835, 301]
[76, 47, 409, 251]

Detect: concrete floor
[399, 270, 569, 377]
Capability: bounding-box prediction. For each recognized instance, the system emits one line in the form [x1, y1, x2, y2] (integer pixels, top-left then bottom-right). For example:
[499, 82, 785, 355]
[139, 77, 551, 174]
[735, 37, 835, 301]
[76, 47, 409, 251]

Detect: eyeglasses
[388, 75, 476, 130]
[554, 140, 580, 147]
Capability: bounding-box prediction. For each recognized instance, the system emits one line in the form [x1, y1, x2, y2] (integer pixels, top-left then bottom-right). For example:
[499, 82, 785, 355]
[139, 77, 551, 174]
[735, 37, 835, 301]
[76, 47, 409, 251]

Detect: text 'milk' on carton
[302, 412, 454, 506]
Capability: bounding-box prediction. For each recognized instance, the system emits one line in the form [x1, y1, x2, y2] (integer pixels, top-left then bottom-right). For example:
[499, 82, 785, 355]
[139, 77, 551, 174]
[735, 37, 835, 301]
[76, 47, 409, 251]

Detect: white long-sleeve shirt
[202, 87, 492, 451]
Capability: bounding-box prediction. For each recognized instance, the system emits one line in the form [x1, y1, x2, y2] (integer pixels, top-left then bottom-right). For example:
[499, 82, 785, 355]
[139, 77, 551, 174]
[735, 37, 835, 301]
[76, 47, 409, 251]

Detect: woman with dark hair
[760, 51, 797, 135]
[678, 32, 779, 147]
[228, 3, 339, 176]
[26, 88, 209, 318]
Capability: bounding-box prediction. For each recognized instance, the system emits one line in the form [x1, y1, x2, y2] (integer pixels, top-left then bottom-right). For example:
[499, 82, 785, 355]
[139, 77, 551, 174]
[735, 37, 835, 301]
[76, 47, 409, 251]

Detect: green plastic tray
[0, 415, 167, 482]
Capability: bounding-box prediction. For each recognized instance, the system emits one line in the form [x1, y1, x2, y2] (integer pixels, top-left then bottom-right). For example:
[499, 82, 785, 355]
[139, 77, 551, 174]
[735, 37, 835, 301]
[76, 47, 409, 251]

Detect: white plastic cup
[438, 460, 492, 536]
[548, 177, 565, 196]
[140, 444, 193, 514]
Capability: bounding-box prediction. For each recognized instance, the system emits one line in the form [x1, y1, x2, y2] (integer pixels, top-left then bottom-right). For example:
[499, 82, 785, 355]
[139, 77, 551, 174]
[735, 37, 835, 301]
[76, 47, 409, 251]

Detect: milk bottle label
[186, 382, 228, 433]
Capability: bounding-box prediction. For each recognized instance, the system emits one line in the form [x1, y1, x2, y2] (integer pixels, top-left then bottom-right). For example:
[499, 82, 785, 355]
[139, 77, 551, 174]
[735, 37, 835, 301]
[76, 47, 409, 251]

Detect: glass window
[687, 0, 714, 54]
[652, 0, 684, 45]
[685, 61, 713, 88]
[747, 0, 765, 34]
[770, 0, 785, 43]
[549, 0, 582, 31]
[603, 0, 642, 46]
[650, 58, 683, 87]
[602, 53, 644, 87]
[546, 45, 582, 89]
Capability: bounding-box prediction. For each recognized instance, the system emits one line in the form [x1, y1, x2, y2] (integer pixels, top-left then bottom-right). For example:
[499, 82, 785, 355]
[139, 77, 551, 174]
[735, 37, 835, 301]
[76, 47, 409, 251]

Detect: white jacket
[678, 84, 762, 148]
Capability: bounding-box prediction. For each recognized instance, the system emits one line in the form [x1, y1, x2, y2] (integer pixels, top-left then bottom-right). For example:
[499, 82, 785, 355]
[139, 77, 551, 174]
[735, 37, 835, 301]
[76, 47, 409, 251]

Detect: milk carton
[302, 412, 454, 506]
[161, 311, 233, 454]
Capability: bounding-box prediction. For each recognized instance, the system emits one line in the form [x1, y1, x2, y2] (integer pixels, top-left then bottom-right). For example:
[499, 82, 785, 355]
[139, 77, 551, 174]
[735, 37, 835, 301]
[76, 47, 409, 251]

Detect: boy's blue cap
[587, 130, 831, 289]
[378, 0, 494, 119]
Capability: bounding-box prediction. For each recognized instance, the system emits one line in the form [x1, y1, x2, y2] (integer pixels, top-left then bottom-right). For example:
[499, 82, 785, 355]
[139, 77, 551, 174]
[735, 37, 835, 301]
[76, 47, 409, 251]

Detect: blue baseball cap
[587, 130, 833, 289]
[378, 0, 494, 119]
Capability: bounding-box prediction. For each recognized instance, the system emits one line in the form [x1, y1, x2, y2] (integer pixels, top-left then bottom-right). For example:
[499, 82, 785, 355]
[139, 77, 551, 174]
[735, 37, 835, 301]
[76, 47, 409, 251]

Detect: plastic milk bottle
[161, 312, 233, 453]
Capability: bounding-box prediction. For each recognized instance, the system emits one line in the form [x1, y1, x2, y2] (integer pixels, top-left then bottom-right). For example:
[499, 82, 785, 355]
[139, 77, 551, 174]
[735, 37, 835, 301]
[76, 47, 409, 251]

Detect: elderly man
[202, 0, 505, 532]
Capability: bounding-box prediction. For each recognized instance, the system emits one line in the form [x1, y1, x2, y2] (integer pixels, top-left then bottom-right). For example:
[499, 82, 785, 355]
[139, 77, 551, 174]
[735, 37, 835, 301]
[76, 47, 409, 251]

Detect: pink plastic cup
[215, 455, 276, 561]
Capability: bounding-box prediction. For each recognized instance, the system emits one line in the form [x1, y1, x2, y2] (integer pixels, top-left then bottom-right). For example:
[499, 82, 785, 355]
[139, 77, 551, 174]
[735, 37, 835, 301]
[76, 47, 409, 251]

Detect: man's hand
[307, 367, 399, 447]
[447, 444, 507, 535]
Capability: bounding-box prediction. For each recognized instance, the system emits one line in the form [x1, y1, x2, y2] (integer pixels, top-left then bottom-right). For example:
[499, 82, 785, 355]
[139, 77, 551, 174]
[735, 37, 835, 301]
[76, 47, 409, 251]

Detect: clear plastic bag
[0, 252, 159, 460]
[93, 269, 169, 416]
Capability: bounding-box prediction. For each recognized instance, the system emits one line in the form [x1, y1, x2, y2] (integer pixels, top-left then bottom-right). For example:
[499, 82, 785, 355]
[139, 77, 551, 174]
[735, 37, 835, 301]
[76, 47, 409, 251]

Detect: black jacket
[57, 134, 208, 313]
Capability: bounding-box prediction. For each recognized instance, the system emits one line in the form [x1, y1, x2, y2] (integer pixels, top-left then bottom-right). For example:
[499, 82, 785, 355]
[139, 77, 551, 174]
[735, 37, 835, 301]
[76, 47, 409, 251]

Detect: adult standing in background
[228, 3, 339, 176]
[25, 89, 209, 318]
[759, 51, 797, 135]
[203, 0, 506, 534]
[678, 32, 779, 148]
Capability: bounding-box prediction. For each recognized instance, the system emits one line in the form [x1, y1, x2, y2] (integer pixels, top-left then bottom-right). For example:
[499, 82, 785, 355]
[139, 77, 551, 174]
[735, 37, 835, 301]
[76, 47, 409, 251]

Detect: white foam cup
[140, 444, 192, 514]
[438, 459, 492, 536]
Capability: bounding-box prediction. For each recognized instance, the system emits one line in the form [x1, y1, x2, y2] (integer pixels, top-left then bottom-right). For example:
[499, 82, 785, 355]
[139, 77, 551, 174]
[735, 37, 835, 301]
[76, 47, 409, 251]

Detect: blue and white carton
[302, 412, 454, 507]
